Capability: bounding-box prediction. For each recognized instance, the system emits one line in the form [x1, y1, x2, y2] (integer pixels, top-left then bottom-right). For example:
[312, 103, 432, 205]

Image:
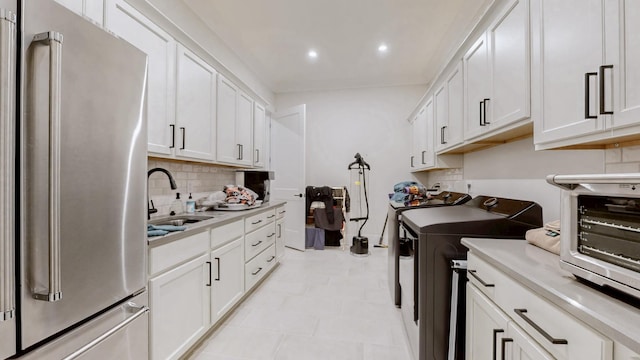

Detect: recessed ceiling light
[308, 50, 318, 59]
[378, 44, 388, 53]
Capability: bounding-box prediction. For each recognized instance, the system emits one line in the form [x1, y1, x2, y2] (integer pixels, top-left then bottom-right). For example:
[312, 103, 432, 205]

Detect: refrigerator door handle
[0, 9, 16, 320]
[61, 303, 150, 360]
[32, 31, 64, 303]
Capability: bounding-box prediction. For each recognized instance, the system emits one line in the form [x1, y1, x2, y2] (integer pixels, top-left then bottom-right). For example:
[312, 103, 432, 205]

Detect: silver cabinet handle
[32, 31, 63, 302]
[0, 9, 16, 320]
[255, 149, 259, 163]
[62, 303, 149, 360]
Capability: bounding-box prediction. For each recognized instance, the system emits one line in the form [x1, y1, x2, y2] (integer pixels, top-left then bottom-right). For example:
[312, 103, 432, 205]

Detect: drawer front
[467, 252, 507, 300]
[276, 205, 286, 219]
[245, 244, 276, 290]
[244, 224, 276, 261]
[211, 219, 243, 249]
[245, 209, 275, 233]
[475, 258, 614, 360]
[149, 230, 209, 276]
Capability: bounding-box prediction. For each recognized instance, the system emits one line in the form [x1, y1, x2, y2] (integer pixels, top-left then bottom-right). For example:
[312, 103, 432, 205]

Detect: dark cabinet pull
[468, 270, 495, 287]
[251, 240, 263, 247]
[479, 100, 484, 126]
[421, 150, 426, 165]
[410, 156, 414, 168]
[252, 219, 263, 225]
[180, 127, 186, 150]
[169, 124, 175, 148]
[493, 329, 504, 360]
[267, 255, 275, 263]
[599, 65, 614, 115]
[214, 257, 220, 281]
[256, 149, 260, 163]
[267, 215, 275, 219]
[251, 267, 263, 276]
[441, 126, 447, 144]
[240, 144, 243, 160]
[278, 223, 282, 237]
[514, 308, 568, 344]
[584, 72, 598, 119]
[267, 233, 275, 238]
[500, 338, 513, 360]
[483, 98, 490, 124]
[205, 261, 212, 286]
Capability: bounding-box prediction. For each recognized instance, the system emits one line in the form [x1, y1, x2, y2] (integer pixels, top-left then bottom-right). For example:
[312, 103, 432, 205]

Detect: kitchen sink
[148, 214, 214, 226]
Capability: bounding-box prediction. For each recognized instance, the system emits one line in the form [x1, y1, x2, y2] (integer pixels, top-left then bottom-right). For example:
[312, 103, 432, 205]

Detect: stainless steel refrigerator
[2, 1, 150, 358]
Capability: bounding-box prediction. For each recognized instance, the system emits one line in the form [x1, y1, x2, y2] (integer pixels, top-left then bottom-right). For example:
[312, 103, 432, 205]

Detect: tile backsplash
[604, 144, 640, 173]
[148, 157, 237, 217]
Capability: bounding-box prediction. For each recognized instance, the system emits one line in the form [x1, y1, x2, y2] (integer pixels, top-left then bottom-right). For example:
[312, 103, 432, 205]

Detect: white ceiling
[182, 0, 492, 93]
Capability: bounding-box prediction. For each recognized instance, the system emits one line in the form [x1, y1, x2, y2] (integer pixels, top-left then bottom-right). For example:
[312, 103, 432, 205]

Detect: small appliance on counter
[547, 173, 640, 300]
[400, 195, 542, 360]
[236, 170, 274, 202]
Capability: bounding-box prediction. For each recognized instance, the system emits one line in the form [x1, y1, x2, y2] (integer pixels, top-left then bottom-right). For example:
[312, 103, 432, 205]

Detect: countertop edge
[148, 201, 287, 247]
[462, 237, 640, 354]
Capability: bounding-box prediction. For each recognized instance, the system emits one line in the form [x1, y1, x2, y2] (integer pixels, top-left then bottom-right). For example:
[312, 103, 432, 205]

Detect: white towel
[526, 220, 560, 255]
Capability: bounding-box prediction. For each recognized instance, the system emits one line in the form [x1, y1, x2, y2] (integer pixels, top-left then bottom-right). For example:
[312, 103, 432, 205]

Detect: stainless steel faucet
[147, 167, 177, 219]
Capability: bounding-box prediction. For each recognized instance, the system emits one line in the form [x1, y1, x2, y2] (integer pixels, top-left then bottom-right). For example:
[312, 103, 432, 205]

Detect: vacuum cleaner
[348, 153, 371, 256]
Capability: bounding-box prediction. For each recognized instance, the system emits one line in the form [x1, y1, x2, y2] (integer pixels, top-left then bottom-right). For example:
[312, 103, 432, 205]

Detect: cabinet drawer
[485, 264, 613, 359]
[211, 219, 243, 249]
[245, 209, 276, 233]
[245, 244, 276, 291]
[276, 205, 286, 219]
[244, 223, 276, 261]
[149, 230, 209, 276]
[467, 252, 508, 300]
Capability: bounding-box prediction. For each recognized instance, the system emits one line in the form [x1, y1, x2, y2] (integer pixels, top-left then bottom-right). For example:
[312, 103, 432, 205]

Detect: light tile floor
[189, 246, 412, 360]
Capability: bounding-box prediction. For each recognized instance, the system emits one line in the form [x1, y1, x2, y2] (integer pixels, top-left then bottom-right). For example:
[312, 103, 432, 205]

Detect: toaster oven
[548, 173, 640, 299]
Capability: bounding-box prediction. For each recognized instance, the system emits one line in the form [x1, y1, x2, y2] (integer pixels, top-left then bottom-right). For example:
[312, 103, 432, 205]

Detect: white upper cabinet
[175, 44, 217, 161]
[217, 74, 254, 167]
[531, 0, 607, 146]
[237, 92, 254, 167]
[532, 0, 640, 149]
[465, 0, 530, 141]
[435, 61, 465, 152]
[105, 0, 176, 156]
[55, 0, 104, 26]
[410, 101, 435, 171]
[253, 103, 267, 168]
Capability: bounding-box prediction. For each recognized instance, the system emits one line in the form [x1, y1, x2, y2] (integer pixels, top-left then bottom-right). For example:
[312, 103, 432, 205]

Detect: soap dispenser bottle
[169, 192, 184, 215]
[186, 193, 196, 213]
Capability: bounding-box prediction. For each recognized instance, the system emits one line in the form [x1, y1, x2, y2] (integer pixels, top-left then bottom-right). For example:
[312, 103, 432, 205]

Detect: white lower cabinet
[210, 238, 244, 324]
[149, 253, 210, 360]
[467, 253, 613, 360]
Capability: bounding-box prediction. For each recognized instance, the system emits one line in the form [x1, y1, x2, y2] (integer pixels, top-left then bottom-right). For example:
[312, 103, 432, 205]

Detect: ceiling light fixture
[378, 44, 388, 53]
[308, 50, 318, 59]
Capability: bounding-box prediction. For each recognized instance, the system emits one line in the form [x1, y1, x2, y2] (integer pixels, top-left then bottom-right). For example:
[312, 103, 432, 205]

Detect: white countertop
[462, 238, 640, 354]
[147, 200, 286, 246]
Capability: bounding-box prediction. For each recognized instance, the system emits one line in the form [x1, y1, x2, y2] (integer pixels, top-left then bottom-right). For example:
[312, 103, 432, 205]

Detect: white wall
[276, 85, 426, 242]
[427, 138, 605, 222]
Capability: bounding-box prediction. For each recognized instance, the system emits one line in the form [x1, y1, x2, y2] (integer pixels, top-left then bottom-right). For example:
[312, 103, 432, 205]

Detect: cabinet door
[175, 44, 216, 161]
[531, 0, 606, 145]
[410, 114, 420, 170]
[505, 322, 555, 360]
[216, 75, 239, 164]
[488, 0, 530, 129]
[105, 0, 176, 156]
[236, 92, 254, 166]
[276, 218, 285, 260]
[211, 239, 244, 324]
[422, 98, 435, 168]
[149, 254, 210, 360]
[434, 83, 448, 152]
[253, 103, 266, 168]
[446, 61, 465, 149]
[466, 284, 510, 360]
[55, 0, 104, 26]
[607, 1, 640, 130]
[465, 34, 490, 140]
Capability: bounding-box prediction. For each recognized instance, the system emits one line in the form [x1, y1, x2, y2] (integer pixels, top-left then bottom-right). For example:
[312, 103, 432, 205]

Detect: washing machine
[399, 195, 542, 360]
[387, 191, 471, 306]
